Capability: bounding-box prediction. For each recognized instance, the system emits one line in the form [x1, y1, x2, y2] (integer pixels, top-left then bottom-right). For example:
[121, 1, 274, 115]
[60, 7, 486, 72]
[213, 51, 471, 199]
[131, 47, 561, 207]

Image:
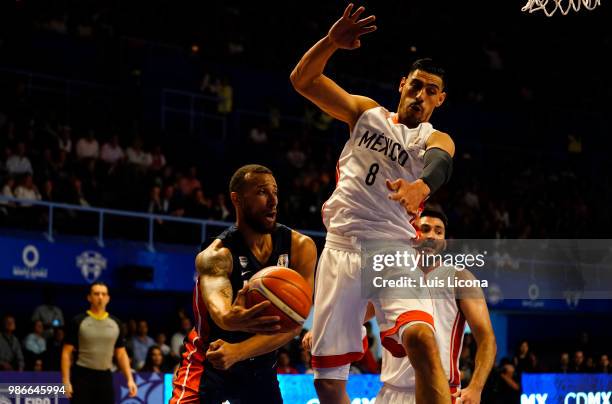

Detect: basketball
[246, 266, 313, 333]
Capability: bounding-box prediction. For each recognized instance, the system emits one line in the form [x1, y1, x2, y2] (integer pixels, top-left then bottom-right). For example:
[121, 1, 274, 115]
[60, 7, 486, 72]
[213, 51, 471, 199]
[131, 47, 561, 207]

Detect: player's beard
[243, 205, 276, 234]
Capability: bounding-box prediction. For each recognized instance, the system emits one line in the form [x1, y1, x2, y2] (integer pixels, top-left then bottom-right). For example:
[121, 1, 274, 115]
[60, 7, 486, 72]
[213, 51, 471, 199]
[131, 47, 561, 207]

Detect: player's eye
[427, 89, 437, 95]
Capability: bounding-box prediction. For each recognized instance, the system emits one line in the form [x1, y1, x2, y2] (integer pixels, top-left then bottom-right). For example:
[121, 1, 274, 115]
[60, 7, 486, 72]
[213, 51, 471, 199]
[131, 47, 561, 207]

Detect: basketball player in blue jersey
[291, 4, 454, 404]
[170, 164, 317, 404]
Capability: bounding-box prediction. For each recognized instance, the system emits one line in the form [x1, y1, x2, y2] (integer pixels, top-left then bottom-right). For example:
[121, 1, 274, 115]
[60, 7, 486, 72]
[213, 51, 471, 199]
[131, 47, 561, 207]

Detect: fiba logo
[76, 250, 108, 283]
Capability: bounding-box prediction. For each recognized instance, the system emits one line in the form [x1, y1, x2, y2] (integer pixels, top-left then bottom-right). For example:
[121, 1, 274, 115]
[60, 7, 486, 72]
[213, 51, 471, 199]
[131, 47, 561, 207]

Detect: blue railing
[0, 196, 326, 251]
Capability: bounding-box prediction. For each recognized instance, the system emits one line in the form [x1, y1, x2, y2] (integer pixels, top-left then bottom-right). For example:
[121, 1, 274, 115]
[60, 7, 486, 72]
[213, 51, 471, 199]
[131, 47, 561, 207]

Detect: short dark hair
[88, 281, 109, 295]
[408, 58, 447, 89]
[421, 205, 448, 228]
[229, 164, 273, 194]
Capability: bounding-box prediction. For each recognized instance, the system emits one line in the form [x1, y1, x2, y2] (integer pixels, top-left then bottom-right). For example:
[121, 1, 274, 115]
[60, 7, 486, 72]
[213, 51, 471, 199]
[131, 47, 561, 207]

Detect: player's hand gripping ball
[246, 266, 312, 333]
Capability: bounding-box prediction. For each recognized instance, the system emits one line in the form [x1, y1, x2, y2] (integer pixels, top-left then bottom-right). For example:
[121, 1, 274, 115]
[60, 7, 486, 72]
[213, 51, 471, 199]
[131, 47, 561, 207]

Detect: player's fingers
[343, 3, 354, 18]
[351, 6, 366, 21]
[246, 326, 282, 334]
[248, 315, 281, 326]
[234, 285, 248, 306]
[243, 300, 272, 317]
[208, 339, 224, 351]
[385, 178, 400, 191]
[358, 25, 377, 36]
[357, 15, 375, 26]
[388, 192, 402, 201]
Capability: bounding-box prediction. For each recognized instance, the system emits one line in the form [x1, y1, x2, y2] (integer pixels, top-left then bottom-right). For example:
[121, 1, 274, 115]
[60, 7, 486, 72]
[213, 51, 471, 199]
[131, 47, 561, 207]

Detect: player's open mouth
[264, 212, 276, 221]
[410, 104, 422, 112]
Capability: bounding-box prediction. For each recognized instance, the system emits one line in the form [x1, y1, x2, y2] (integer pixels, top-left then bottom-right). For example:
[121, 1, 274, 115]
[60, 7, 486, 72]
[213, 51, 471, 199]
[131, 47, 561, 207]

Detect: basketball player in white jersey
[291, 4, 455, 404]
[376, 207, 497, 404]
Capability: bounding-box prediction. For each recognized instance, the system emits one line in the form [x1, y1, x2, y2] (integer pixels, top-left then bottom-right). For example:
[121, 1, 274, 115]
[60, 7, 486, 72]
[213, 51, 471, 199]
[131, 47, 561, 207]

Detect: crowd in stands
[2, 299, 610, 391]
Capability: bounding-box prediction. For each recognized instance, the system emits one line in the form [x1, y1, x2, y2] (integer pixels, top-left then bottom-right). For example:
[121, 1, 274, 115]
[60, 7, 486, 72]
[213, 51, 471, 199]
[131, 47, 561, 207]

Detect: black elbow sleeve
[420, 148, 453, 194]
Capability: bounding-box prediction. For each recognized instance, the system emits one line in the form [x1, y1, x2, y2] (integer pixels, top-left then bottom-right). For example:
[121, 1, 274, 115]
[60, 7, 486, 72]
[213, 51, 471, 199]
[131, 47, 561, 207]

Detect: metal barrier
[0, 196, 326, 251]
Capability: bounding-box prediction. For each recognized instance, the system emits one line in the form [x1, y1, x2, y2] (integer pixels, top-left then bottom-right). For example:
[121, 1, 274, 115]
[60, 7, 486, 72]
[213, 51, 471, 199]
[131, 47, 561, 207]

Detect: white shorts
[311, 233, 434, 373]
[376, 384, 416, 404]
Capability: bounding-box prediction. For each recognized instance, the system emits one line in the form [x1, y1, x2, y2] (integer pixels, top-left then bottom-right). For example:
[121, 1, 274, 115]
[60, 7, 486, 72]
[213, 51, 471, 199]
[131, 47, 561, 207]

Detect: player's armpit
[290, 231, 317, 290]
[426, 131, 455, 157]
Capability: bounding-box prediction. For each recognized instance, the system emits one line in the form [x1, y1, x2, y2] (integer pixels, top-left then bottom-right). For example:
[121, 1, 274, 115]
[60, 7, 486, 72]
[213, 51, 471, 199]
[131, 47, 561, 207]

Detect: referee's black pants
[71, 364, 114, 404]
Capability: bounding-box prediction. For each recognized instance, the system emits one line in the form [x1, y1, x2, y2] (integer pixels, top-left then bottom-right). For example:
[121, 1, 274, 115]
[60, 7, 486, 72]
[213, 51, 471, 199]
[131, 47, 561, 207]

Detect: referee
[61, 282, 137, 403]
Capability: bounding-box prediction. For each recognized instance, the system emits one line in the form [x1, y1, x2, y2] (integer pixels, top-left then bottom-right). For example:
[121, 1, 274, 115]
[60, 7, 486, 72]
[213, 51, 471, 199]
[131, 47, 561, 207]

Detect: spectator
[212, 193, 231, 221]
[57, 125, 73, 154]
[557, 352, 570, 373]
[32, 289, 65, 338]
[571, 350, 586, 373]
[154, 333, 171, 357]
[6, 142, 33, 175]
[597, 354, 610, 373]
[295, 349, 313, 374]
[23, 320, 47, 356]
[0, 314, 25, 371]
[76, 130, 100, 160]
[130, 320, 155, 370]
[171, 317, 191, 359]
[211, 77, 233, 114]
[147, 185, 163, 214]
[32, 358, 44, 372]
[150, 145, 166, 172]
[276, 349, 298, 374]
[0, 176, 16, 215]
[514, 340, 532, 374]
[100, 134, 125, 165]
[178, 166, 201, 198]
[14, 174, 41, 206]
[497, 363, 521, 404]
[188, 188, 212, 219]
[161, 184, 183, 216]
[286, 140, 306, 169]
[126, 138, 151, 168]
[44, 326, 65, 371]
[66, 177, 89, 207]
[41, 180, 55, 202]
[141, 346, 170, 373]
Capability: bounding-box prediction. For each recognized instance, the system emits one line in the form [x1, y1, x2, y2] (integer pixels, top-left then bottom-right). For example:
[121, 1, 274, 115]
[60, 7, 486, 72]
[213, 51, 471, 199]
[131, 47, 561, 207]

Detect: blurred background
[1, 0, 611, 402]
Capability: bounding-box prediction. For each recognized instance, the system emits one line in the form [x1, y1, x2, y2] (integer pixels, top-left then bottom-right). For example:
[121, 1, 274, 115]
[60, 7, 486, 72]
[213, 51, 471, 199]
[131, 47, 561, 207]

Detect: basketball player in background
[170, 164, 317, 404]
[291, 4, 454, 403]
[376, 206, 497, 404]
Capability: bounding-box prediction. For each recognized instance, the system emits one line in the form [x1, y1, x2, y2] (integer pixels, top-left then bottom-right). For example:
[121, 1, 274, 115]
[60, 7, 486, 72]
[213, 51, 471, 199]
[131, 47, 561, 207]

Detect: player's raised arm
[456, 269, 497, 404]
[290, 4, 379, 130]
[196, 239, 280, 334]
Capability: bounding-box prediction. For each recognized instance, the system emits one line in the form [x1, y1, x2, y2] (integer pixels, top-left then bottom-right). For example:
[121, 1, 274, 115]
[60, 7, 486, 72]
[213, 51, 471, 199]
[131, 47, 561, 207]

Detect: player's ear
[230, 191, 240, 207]
[399, 77, 406, 93]
[436, 91, 447, 107]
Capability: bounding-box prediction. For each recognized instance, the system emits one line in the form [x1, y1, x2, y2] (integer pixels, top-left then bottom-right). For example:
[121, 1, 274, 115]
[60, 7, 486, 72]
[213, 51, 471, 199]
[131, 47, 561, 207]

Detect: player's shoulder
[290, 229, 316, 252]
[196, 239, 232, 269]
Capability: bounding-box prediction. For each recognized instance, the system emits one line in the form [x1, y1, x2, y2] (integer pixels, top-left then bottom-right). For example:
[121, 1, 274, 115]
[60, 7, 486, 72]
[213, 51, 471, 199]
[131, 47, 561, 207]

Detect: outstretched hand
[328, 4, 377, 50]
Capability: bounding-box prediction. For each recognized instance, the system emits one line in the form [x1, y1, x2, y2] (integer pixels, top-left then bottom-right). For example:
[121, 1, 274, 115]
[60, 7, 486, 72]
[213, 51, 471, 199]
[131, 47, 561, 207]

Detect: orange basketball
[246, 266, 312, 333]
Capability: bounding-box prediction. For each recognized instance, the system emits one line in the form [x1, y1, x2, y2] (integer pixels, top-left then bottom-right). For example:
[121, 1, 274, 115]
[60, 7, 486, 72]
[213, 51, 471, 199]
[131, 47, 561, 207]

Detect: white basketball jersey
[380, 265, 466, 389]
[322, 106, 437, 240]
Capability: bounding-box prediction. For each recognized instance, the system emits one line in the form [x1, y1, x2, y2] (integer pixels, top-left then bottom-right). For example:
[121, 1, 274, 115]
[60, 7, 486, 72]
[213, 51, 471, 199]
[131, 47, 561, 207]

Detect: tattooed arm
[196, 239, 281, 334]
